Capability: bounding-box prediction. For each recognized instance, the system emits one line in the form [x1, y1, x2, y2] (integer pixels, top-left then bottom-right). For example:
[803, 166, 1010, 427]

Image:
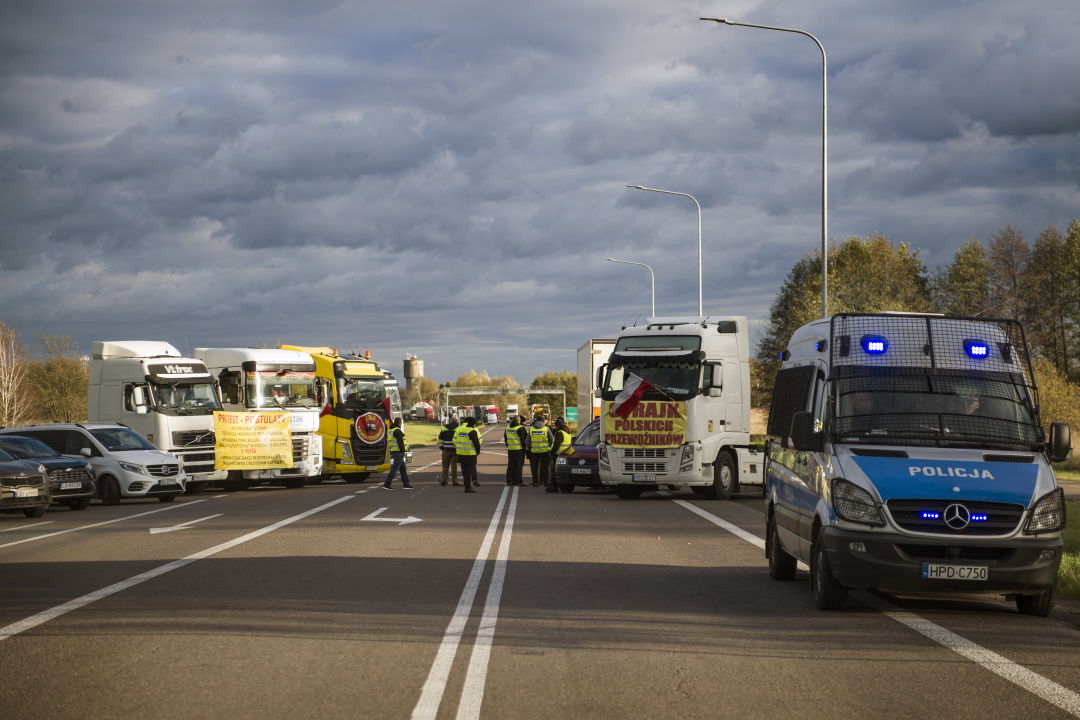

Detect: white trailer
[576, 339, 614, 426]
[596, 317, 763, 499]
[194, 347, 323, 490]
[88, 341, 228, 494]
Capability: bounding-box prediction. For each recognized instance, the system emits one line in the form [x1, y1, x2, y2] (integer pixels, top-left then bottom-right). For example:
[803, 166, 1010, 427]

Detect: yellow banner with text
[214, 411, 292, 469]
[602, 400, 687, 449]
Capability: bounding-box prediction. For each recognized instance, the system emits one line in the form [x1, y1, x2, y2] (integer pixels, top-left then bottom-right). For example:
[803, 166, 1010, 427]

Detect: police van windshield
[834, 371, 1041, 450]
[338, 377, 385, 408]
[247, 367, 319, 409]
[150, 381, 222, 415]
[603, 362, 700, 400]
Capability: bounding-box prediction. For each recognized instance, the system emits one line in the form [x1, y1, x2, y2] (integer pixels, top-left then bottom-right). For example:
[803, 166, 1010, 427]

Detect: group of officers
[437, 413, 574, 493]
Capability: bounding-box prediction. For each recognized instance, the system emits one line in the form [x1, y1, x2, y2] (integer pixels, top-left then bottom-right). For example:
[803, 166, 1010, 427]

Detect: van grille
[146, 464, 181, 477]
[886, 498, 1024, 536]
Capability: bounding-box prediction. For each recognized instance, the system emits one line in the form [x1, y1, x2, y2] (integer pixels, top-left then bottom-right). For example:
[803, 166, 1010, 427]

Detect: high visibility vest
[388, 427, 408, 453]
[439, 424, 456, 450]
[555, 429, 574, 455]
[505, 424, 523, 450]
[529, 426, 552, 453]
[454, 425, 478, 456]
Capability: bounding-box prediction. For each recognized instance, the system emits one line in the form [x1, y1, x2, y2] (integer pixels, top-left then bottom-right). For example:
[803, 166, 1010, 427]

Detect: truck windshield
[247, 368, 319, 409]
[150, 381, 222, 415]
[338, 377, 385, 408]
[603, 362, 701, 401]
[834, 370, 1042, 450]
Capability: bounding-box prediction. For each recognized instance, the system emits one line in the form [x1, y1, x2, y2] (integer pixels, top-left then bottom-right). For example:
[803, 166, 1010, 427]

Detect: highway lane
[0, 440, 1078, 719]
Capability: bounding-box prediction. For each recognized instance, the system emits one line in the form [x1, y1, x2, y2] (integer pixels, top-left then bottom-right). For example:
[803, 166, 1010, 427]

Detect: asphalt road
[2, 427, 1080, 719]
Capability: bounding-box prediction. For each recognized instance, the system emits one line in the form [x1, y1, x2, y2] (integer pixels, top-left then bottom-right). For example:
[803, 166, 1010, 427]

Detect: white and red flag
[609, 373, 654, 419]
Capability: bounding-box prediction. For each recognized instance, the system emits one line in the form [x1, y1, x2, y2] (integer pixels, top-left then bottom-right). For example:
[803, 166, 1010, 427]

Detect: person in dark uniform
[382, 418, 413, 489]
[504, 415, 528, 486]
[455, 416, 482, 492]
[550, 417, 574, 493]
[438, 416, 461, 486]
[527, 413, 553, 488]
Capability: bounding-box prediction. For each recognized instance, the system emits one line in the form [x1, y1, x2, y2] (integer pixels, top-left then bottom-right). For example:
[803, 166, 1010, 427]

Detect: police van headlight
[831, 479, 885, 527]
[1024, 488, 1065, 534]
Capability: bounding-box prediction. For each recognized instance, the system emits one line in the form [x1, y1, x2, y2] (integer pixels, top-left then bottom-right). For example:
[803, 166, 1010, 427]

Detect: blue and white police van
[764, 312, 1071, 616]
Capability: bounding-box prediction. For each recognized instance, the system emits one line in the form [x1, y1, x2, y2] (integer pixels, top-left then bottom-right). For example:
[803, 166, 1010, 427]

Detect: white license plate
[571, 468, 593, 475]
[364, 465, 379, 471]
[15, 488, 39, 498]
[158, 478, 177, 485]
[632, 473, 656, 482]
[60, 482, 82, 490]
[922, 563, 987, 581]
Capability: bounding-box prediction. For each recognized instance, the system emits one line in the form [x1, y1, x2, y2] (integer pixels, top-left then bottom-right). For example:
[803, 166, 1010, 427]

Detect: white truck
[596, 316, 763, 499]
[88, 341, 228, 494]
[194, 347, 323, 490]
[577, 338, 614, 426]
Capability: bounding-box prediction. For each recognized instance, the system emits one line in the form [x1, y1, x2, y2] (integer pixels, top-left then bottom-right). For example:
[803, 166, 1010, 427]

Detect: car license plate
[632, 473, 656, 483]
[60, 482, 83, 490]
[15, 488, 39, 498]
[158, 478, 177, 486]
[922, 563, 987, 581]
[571, 468, 592, 475]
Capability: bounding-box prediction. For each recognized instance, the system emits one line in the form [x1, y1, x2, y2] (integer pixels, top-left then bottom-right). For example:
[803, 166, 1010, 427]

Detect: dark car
[0, 435, 96, 510]
[0, 447, 50, 518]
[553, 418, 602, 493]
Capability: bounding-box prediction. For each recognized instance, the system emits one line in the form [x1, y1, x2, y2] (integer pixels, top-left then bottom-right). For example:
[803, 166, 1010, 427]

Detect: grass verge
[402, 422, 441, 448]
[1060, 500, 1080, 599]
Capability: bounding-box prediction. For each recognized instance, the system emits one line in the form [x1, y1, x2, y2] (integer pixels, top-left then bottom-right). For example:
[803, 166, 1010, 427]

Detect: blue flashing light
[971, 514, 988, 522]
[920, 511, 940, 520]
[965, 339, 990, 359]
[861, 335, 888, 355]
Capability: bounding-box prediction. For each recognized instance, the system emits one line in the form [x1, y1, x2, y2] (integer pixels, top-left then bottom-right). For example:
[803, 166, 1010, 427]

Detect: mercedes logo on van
[944, 503, 971, 530]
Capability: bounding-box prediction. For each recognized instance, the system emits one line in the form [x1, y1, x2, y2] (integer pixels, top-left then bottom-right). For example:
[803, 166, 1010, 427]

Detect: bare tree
[0, 321, 31, 426]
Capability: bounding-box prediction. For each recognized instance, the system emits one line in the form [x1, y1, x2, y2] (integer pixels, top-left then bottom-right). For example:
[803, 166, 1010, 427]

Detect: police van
[764, 312, 1070, 616]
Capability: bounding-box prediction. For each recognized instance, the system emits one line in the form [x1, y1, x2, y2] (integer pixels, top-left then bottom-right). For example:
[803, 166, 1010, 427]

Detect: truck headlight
[1025, 488, 1065, 534]
[119, 461, 148, 476]
[598, 444, 608, 465]
[338, 439, 353, 461]
[680, 445, 694, 471]
[831, 479, 885, 527]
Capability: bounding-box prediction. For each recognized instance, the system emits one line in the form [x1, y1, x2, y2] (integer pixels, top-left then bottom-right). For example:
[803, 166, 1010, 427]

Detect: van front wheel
[1016, 587, 1055, 617]
[767, 515, 797, 580]
[811, 531, 847, 610]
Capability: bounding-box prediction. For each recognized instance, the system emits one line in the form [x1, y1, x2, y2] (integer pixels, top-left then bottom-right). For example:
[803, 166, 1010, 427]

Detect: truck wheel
[66, 498, 91, 511]
[345, 472, 370, 484]
[307, 475, 324, 485]
[100, 476, 122, 506]
[811, 530, 847, 610]
[184, 481, 207, 495]
[614, 485, 643, 500]
[223, 475, 252, 492]
[158, 494, 176, 503]
[283, 477, 306, 489]
[767, 514, 797, 580]
[691, 486, 707, 496]
[1016, 587, 1055, 617]
[23, 507, 46, 518]
[707, 454, 736, 500]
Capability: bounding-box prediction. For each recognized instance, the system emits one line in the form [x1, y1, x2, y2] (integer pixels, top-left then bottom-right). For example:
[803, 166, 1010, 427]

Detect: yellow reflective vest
[505, 423, 524, 450]
[454, 425, 479, 456]
[555, 429, 574, 455]
[529, 425, 552, 453]
[388, 427, 408, 453]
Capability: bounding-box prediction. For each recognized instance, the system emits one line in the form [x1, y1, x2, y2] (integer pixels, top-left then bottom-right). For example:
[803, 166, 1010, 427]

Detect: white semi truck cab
[597, 316, 763, 499]
[88, 341, 227, 494]
[194, 347, 323, 490]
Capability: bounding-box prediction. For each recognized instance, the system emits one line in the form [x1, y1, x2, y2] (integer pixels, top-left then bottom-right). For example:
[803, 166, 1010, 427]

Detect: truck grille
[293, 436, 306, 463]
[624, 448, 667, 459]
[172, 430, 215, 447]
[350, 440, 386, 465]
[886, 498, 1024, 536]
[146, 464, 181, 478]
[624, 462, 666, 473]
[0, 473, 46, 488]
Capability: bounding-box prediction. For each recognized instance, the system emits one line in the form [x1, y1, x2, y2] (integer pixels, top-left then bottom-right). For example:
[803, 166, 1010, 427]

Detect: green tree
[1031, 356, 1080, 469]
[987, 225, 1029, 322]
[1024, 225, 1070, 372]
[929, 238, 990, 316]
[1063, 219, 1080, 380]
[529, 370, 575, 420]
[403, 376, 440, 408]
[27, 336, 88, 422]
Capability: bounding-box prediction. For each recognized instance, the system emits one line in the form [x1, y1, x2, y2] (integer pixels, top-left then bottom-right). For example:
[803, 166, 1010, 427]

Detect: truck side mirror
[1049, 422, 1072, 463]
[596, 365, 605, 394]
[132, 386, 149, 413]
[790, 411, 824, 452]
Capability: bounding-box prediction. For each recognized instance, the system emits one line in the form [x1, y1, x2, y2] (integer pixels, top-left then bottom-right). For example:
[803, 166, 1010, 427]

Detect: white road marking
[1, 521, 53, 533]
[457, 486, 518, 720]
[0, 494, 354, 642]
[149, 514, 223, 534]
[674, 498, 1080, 717]
[412, 486, 511, 720]
[0, 500, 207, 550]
[360, 507, 422, 525]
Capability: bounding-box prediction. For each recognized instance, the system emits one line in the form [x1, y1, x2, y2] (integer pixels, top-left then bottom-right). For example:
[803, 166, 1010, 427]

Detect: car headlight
[119, 461, 148, 476]
[831, 479, 885, 526]
[556, 457, 567, 466]
[1025, 488, 1065, 534]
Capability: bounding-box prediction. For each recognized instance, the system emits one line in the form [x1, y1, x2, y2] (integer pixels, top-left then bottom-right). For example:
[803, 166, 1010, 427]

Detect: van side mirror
[80, 447, 92, 458]
[790, 411, 824, 452]
[1049, 422, 1072, 463]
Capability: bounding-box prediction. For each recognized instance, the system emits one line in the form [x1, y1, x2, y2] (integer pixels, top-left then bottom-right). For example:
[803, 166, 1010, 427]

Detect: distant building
[403, 353, 424, 391]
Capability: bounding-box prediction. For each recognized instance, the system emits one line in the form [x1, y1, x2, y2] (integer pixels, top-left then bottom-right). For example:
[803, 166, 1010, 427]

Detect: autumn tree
[26, 336, 89, 422]
[1024, 225, 1070, 373]
[529, 370, 576, 420]
[445, 370, 523, 417]
[0, 321, 31, 426]
[987, 225, 1029, 322]
[928, 238, 990, 316]
[1063, 219, 1080, 380]
[402, 376, 439, 408]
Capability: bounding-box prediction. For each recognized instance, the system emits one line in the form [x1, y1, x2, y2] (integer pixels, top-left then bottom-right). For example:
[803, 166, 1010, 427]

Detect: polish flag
[609, 373, 654, 419]
[382, 396, 393, 418]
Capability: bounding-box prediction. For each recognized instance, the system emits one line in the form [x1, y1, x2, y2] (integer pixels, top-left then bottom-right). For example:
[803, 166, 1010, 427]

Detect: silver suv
[0, 423, 185, 505]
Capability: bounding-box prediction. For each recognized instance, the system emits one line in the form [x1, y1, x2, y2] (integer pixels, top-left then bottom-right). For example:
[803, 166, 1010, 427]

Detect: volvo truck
[194, 347, 323, 490]
[88, 341, 227, 494]
[596, 316, 763, 499]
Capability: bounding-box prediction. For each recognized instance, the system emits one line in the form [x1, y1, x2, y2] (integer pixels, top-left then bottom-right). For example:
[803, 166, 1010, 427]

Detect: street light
[700, 16, 829, 318]
[626, 185, 702, 316]
[604, 257, 655, 318]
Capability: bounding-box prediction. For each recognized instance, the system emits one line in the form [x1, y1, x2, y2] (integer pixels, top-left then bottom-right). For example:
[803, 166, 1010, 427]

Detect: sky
[2, 0, 1079, 388]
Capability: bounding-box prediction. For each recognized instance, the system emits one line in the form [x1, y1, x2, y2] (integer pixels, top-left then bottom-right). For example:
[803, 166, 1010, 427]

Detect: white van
[764, 313, 1070, 616]
[0, 423, 186, 504]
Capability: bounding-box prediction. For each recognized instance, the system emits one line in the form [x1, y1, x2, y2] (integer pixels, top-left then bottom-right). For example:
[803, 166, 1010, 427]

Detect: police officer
[549, 417, 574, 493]
[527, 413, 553, 488]
[455, 416, 482, 492]
[438, 416, 461, 486]
[504, 415, 528, 486]
[382, 418, 413, 489]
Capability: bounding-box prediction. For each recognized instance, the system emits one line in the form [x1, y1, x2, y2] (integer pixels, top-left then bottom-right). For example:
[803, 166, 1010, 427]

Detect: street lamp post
[626, 185, 702, 316]
[700, 17, 828, 318]
[604, 257, 655, 318]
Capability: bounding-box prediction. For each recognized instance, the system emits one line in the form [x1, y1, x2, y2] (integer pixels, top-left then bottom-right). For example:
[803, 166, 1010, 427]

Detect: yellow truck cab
[282, 346, 390, 482]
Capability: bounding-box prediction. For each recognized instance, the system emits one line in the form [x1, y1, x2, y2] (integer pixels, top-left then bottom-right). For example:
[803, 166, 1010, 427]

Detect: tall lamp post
[626, 185, 702, 317]
[604, 257, 655, 318]
[700, 17, 828, 318]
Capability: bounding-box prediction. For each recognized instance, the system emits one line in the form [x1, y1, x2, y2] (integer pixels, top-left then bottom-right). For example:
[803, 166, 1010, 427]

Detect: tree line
[0, 324, 88, 426]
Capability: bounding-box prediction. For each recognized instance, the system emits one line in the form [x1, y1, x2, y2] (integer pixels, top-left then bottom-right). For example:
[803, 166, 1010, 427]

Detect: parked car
[553, 418, 602, 493]
[0, 435, 96, 510]
[0, 423, 185, 505]
[0, 448, 50, 518]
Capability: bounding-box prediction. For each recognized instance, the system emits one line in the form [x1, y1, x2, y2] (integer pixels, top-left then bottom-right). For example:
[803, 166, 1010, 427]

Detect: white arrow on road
[361, 507, 422, 526]
[149, 514, 223, 534]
